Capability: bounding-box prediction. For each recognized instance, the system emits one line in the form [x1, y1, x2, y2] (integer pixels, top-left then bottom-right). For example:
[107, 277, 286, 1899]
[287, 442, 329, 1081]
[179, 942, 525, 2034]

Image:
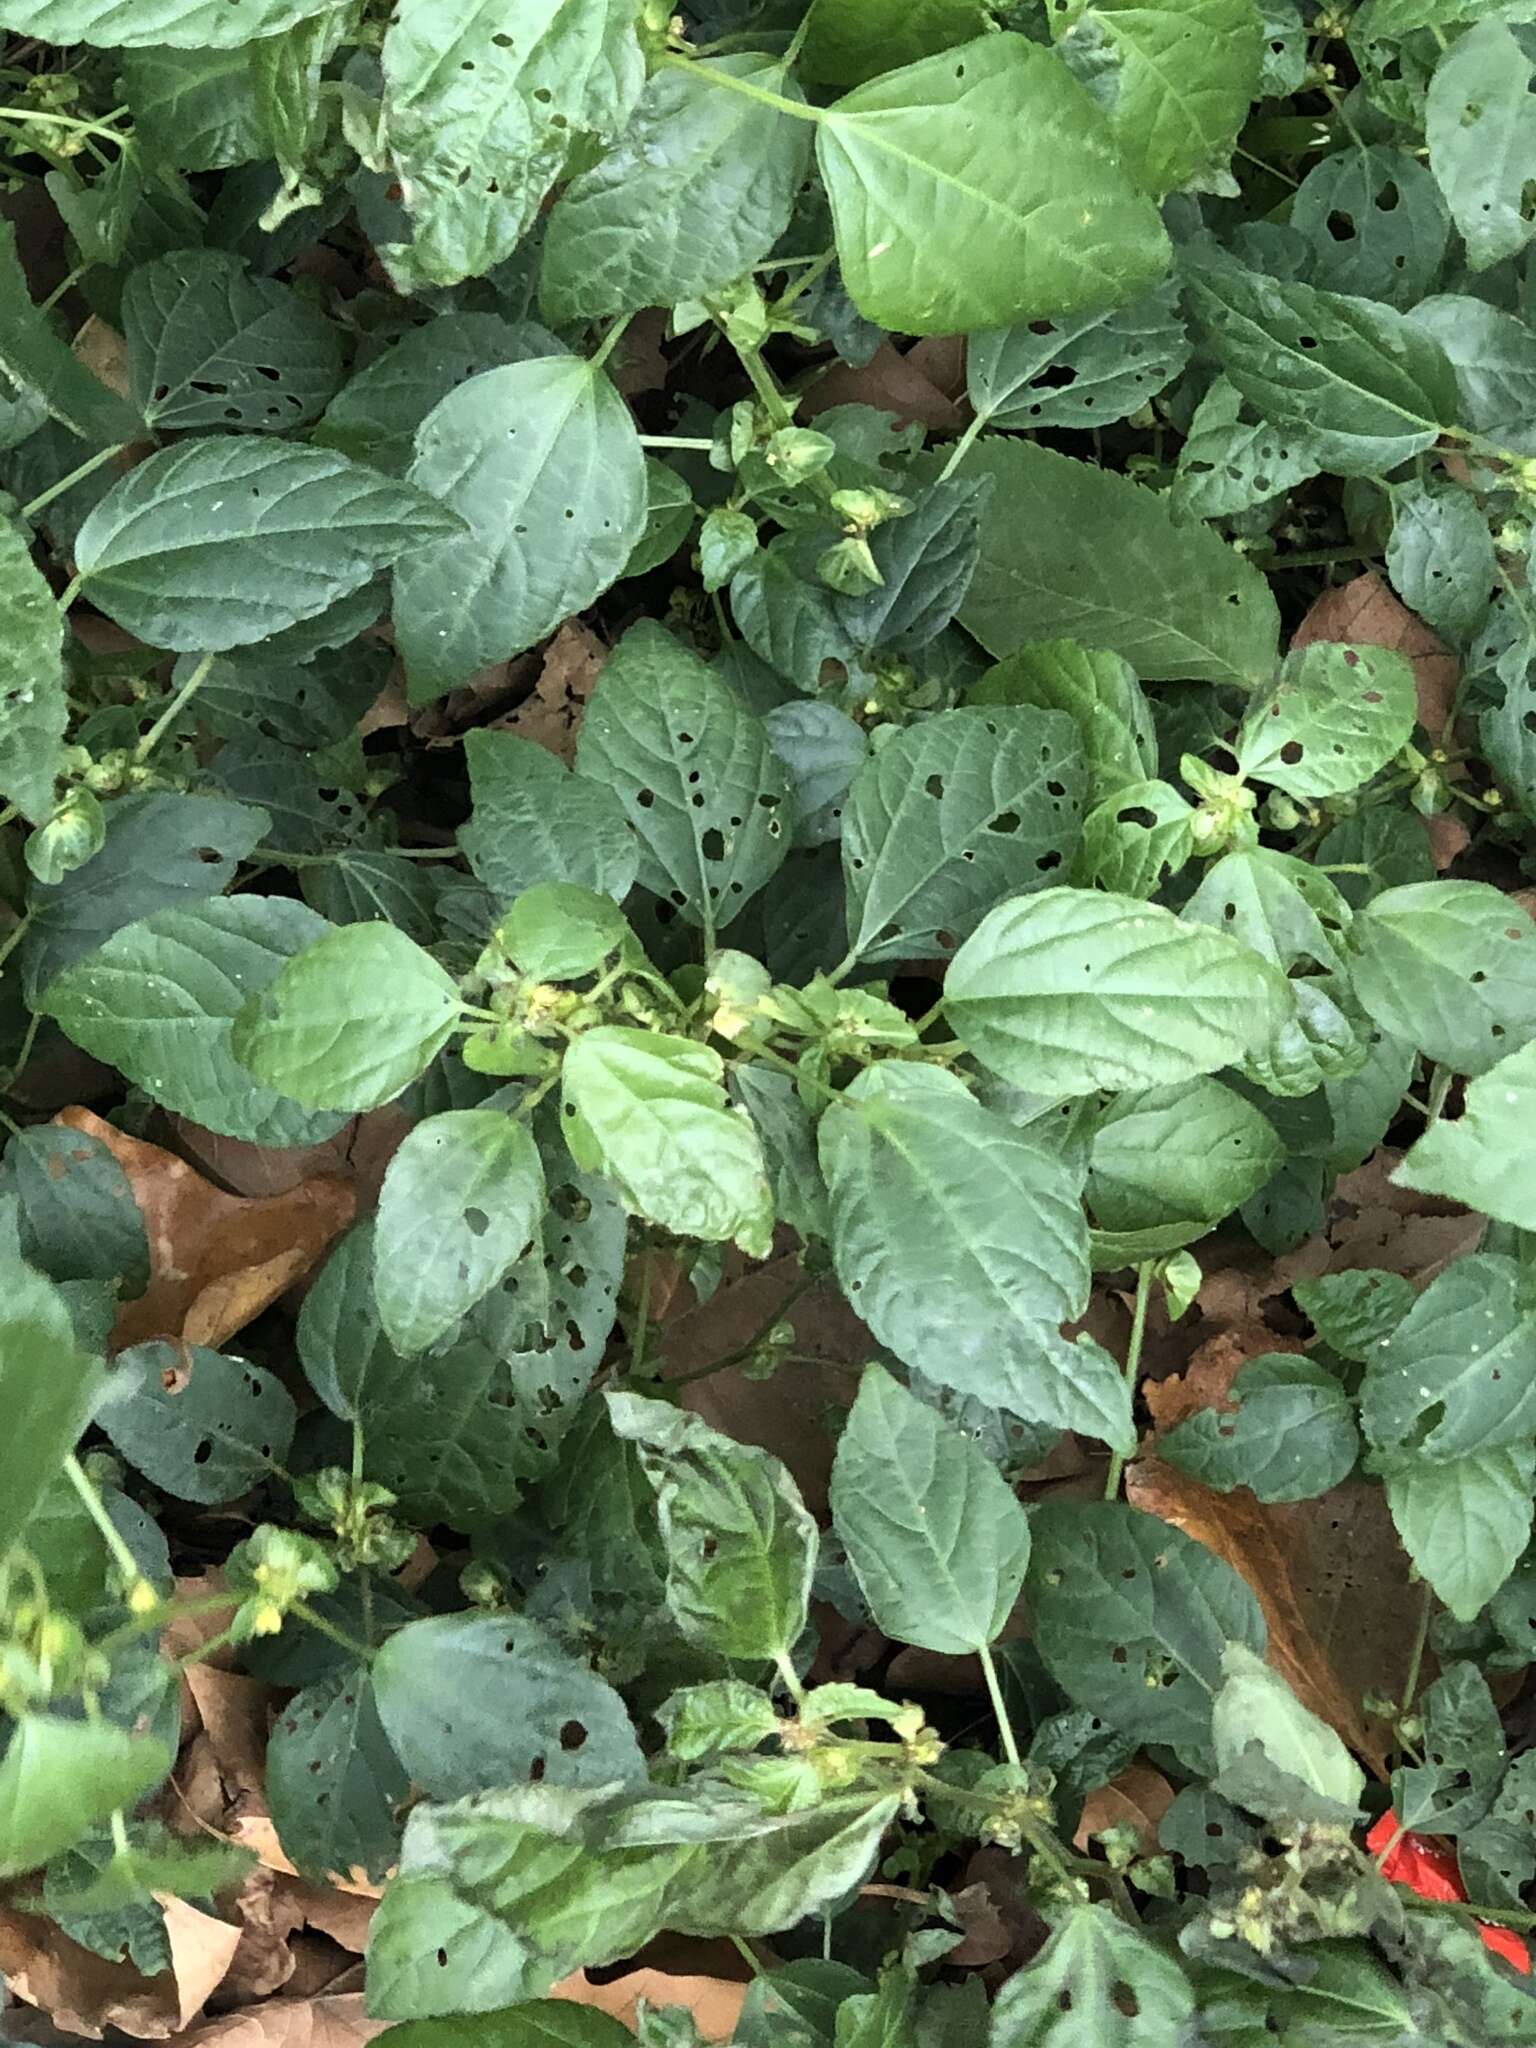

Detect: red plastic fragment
[1366, 1811, 1531, 1974]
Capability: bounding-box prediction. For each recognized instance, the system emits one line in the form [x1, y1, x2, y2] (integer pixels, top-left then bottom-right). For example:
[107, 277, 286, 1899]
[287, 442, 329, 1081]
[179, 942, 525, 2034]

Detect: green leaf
[1362, 1254, 1536, 1462]
[967, 280, 1189, 435]
[232, 921, 463, 1111]
[0, 220, 143, 445]
[379, 2009, 632, 2048]
[607, 1389, 817, 1663]
[656, 1681, 781, 1761]
[75, 439, 463, 653]
[1349, 881, 1536, 1076]
[120, 46, 268, 171]
[729, 1067, 830, 1241]
[100, 1342, 296, 1503]
[373, 1612, 644, 1802]
[263, 1667, 409, 1886]
[1088, 1078, 1283, 1237]
[830, 1364, 1031, 1654]
[988, 1903, 1195, 2046]
[4, 1127, 149, 1294]
[576, 623, 791, 934]
[1292, 1268, 1412, 1362]
[801, 0, 989, 87]
[1211, 1643, 1363, 1825]
[395, 357, 645, 703]
[765, 701, 868, 849]
[0, 0, 339, 46]
[0, 1717, 169, 1883]
[1029, 1501, 1266, 1764]
[628, 459, 697, 580]
[958, 439, 1278, 683]
[1409, 294, 1536, 456]
[944, 886, 1287, 1097]
[1160, 1354, 1359, 1504]
[0, 513, 68, 823]
[1427, 20, 1536, 271]
[968, 640, 1155, 807]
[1386, 1443, 1536, 1624]
[540, 56, 812, 325]
[1393, 1663, 1504, 1836]
[0, 1259, 106, 1561]
[1170, 374, 1326, 521]
[840, 704, 1085, 968]
[382, 0, 644, 290]
[297, 1222, 413, 1421]
[1290, 146, 1450, 308]
[123, 248, 342, 432]
[1050, 0, 1262, 195]
[39, 897, 349, 1148]
[1396, 1040, 1536, 1227]
[1386, 480, 1497, 648]
[374, 1111, 546, 1352]
[817, 1064, 1131, 1449]
[496, 884, 630, 983]
[1233, 641, 1418, 800]
[1184, 256, 1462, 473]
[459, 730, 637, 909]
[816, 35, 1169, 336]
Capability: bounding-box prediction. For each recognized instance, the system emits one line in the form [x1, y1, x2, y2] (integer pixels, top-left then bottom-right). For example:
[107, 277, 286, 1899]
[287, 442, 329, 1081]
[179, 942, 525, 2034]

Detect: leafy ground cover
[7, 0, 1536, 2041]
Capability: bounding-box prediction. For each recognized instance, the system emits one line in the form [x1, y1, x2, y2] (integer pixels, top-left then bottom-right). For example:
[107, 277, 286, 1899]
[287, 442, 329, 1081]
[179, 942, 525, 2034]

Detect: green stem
[0, 104, 132, 142]
[630, 1245, 653, 1379]
[730, 1934, 767, 1978]
[1400, 1578, 1433, 1717]
[774, 246, 836, 313]
[656, 49, 824, 123]
[135, 653, 214, 759]
[978, 1642, 1022, 1771]
[1424, 1064, 1453, 1127]
[590, 311, 636, 373]
[774, 1648, 807, 1708]
[55, 571, 83, 615]
[292, 1599, 375, 1665]
[938, 408, 990, 484]
[782, 9, 813, 68]
[0, 911, 35, 974]
[21, 441, 129, 524]
[62, 1454, 152, 1603]
[1103, 1263, 1154, 1501]
[638, 434, 716, 450]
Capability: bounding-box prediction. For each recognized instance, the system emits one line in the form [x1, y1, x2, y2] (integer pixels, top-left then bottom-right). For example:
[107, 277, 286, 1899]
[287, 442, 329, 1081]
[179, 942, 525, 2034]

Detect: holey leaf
[818, 1064, 1133, 1449]
[395, 356, 646, 703]
[989, 1905, 1194, 2047]
[0, 514, 67, 822]
[943, 887, 1288, 1097]
[1234, 641, 1418, 801]
[1361, 1254, 1536, 1464]
[815, 34, 1169, 336]
[74, 439, 464, 653]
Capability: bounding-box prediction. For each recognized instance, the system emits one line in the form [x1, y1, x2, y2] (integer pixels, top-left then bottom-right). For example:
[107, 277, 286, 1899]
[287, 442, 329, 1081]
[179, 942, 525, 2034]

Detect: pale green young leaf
[39, 898, 348, 1149]
[1159, 1353, 1359, 1503]
[966, 280, 1190, 434]
[989, 1904, 1195, 2045]
[958, 440, 1279, 682]
[496, 884, 629, 984]
[839, 705, 1086, 967]
[801, 0, 988, 87]
[267, 1668, 408, 1886]
[1079, 778, 1196, 899]
[1396, 1040, 1536, 1228]
[75, 440, 464, 653]
[232, 922, 463, 1111]
[540, 56, 812, 325]
[818, 1065, 1131, 1449]
[123, 249, 342, 432]
[0, 0, 339, 46]
[382, 0, 644, 289]
[607, 1389, 816, 1663]
[0, 1259, 106, 1561]
[1234, 641, 1417, 800]
[460, 731, 637, 908]
[0, 1718, 169, 1884]
[944, 887, 1288, 1097]
[1409, 295, 1536, 456]
[968, 640, 1155, 806]
[830, 1364, 1031, 1655]
[374, 1111, 546, 1353]
[1050, 0, 1263, 195]
[816, 36, 1169, 336]
[0, 515, 68, 823]
[1087, 1078, 1284, 1235]
[575, 623, 791, 934]
[395, 357, 645, 702]
[1426, 20, 1536, 271]
[561, 1027, 772, 1255]
[373, 1612, 644, 1803]
[656, 1681, 781, 1762]
[1211, 1644, 1364, 1825]
[1184, 257, 1462, 473]
[1349, 881, 1536, 1076]
[1182, 849, 1352, 974]
[1361, 1254, 1536, 1462]
[99, 1343, 296, 1504]
[1386, 1444, 1536, 1624]
[1386, 481, 1497, 648]
[1170, 374, 1326, 520]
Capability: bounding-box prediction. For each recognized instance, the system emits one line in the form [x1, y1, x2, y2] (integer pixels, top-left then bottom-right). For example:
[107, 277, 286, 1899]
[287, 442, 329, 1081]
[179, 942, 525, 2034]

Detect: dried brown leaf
[804, 340, 965, 430]
[943, 1881, 1012, 1968]
[168, 1993, 383, 2048]
[554, 1967, 747, 2040]
[487, 618, 608, 761]
[1291, 569, 1457, 737]
[0, 1899, 241, 2041]
[1072, 1764, 1174, 1855]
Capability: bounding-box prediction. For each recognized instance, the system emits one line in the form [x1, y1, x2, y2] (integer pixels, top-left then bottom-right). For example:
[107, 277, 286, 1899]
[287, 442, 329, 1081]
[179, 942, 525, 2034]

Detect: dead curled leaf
[0, 1898, 242, 2041]
[1073, 1764, 1174, 1856]
[486, 617, 608, 761]
[52, 1107, 354, 1353]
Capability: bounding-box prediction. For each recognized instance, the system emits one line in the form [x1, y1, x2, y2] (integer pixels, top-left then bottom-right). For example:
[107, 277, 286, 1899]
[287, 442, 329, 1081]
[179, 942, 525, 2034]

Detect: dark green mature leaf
[380, 2009, 632, 2048]
[968, 640, 1154, 806]
[396, 357, 645, 702]
[839, 476, 987, 653]
[5, 1127, 148, 1294]
[266, 1667, 408, 1885]
[818, 1064, 1131, 1448]
[382, 0, 644, 290]
[1396, 1040, 1536, 1227]
[74, 439, 464, 652]
[123, 248, 342, 431]
[1386, 1444, 1536, 1625]
[607, 1389, 817, 1663]
[40, 897, 348, 1148]
[1234, 641, 1418, 800]
[576, 623, 791, 934]
[801, 0, 988, 87]
[0, 1718, 169, 1883]
[764, 701, 868, 848]
[1087, 1078, 1284, 1236]
[1410, 295, 1536, 456]
[830, 1364, 1031, 1654]
[1386, 480, 1497, 647]
[967, 280, 1190, 434]
[0, 0, 337, 45]
[100, 1342, 296, 1502]
[1050, 0, 1262, 195]
[1160, 1354, 1359, 1503]
[1028, 1501, 1266, 1763]
[989, 1904, 1195, 2046]
[232, 922, 463, 1111]
[374, 1111, 545, 1353]
[1362, 1255, 1536, 1463]
[1426, 19, 1536, 271]
[1394, 1664, 1505, 1836]
[1184, 256, 1462, 472]
[120, 46, 267, 170]
[0, 514, 68, 822]
[296, 1221, 414, 1422]
[958, 440, 1279, 683]
[1349, 881, 1536, 1076]
[729, 1067, 830, 1241]
[944, 886, 1286, 1096]
[0, 221, 143, 444]
[1293, 1268, 1412, 1362]
[816, 35, 1169, 336]
[540, 56, 812, 325]
[0, 1259, 106, 1561]
[1290, 145, 1450, 307]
